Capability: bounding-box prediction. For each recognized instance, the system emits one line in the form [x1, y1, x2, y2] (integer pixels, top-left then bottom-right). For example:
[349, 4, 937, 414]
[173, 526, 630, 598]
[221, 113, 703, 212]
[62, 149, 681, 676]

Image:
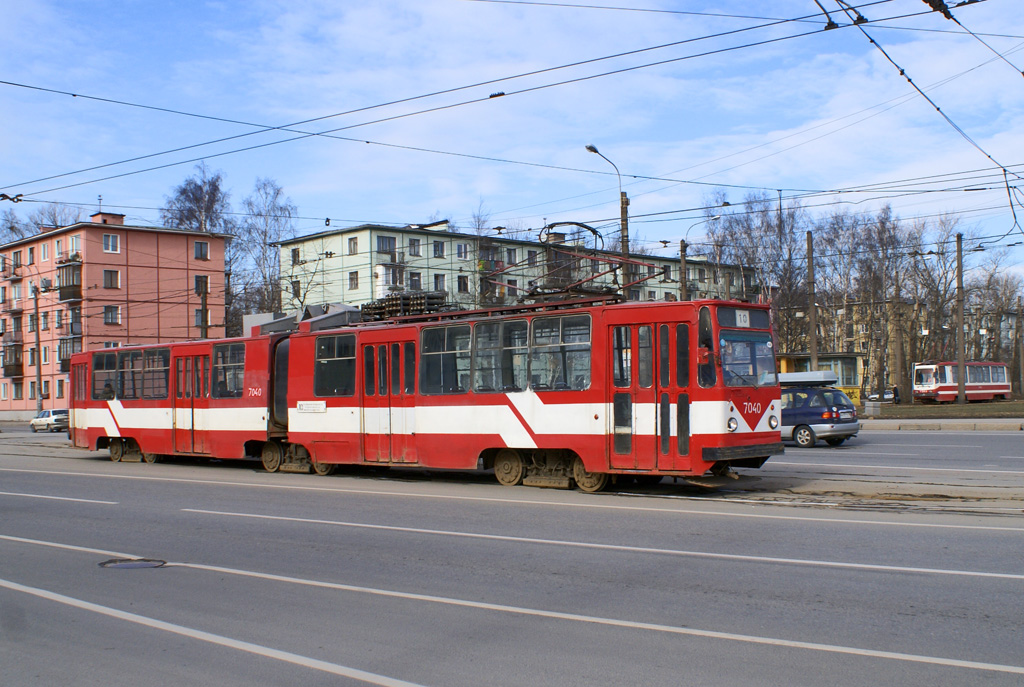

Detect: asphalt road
[1, 429, 1023, 686]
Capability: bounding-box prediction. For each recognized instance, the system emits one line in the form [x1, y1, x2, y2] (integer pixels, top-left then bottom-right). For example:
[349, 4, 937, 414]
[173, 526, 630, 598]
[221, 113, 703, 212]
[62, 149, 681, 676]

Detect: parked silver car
[30, 409, 69, 433]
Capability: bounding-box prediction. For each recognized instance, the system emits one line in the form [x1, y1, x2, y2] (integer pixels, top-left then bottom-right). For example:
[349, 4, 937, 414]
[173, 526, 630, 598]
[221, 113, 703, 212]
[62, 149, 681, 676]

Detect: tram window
[717, 306, 770, 329]
[531, 315, 591, 391]
[378, 345, 388, 396]
[659, 325, 670, 388]
[364, 346, 376, 396]
[612, 326, 630, 387]
[116, 350, 143, 400]
[993, 366, 1006, 383]
[391, 343, 401, 395]
[142, 348, 170, 399]
[404, 342, 415, 394]
[676, 324, 689, 388]
[697, 307, 716, 388]
[212, 343, 245, 398]
[91, 352, 117, 400]
[420, 325, 471, 394]
[473, 320, 527, 393]
[638, 326, 653, 388]
[314, 335, 356, 397]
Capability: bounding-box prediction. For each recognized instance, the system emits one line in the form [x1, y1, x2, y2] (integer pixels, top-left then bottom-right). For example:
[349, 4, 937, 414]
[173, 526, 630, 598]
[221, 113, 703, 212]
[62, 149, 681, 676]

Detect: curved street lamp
[585, 144, 630, 286]
[679, 215, 720, 301]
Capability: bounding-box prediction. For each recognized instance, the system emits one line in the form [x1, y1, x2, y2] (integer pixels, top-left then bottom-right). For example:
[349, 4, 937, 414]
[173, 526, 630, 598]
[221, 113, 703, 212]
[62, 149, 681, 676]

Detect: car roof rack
[778, 371, 838, 387]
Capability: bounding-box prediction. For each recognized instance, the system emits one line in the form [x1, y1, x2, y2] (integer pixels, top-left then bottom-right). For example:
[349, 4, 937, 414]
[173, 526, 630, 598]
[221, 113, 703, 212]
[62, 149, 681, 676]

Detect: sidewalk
[859, 417, 1024, 431]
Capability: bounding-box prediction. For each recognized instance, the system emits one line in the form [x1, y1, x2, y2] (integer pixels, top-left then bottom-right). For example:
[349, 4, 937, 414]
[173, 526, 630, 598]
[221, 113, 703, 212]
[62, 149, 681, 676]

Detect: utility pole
[32, 285, 43, 414]
[679, 240, 688, 301]
[585, 145, 629, 295]
[806, 230, 818, 371]
[956, 232, 966, 405]
[197, 278, 209, 339]
[1018, 296, 1023, 398]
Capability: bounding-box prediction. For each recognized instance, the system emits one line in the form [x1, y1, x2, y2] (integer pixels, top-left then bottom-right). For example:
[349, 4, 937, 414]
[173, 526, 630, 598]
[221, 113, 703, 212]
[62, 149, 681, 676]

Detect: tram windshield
[914, 366, 937, 386]
[719, 330, 777, 388]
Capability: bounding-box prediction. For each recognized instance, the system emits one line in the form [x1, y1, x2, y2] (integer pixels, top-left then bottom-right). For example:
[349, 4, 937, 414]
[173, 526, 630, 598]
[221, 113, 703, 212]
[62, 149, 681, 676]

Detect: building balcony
[2, 264, 23, 280]
[58, 285, 83, 302]
[56, 251, 83, 264]
[376, 250, 405, 265]
[3, 299, 23, 313]
[3, 362, 23, 378]
[1, 331, 23, 344]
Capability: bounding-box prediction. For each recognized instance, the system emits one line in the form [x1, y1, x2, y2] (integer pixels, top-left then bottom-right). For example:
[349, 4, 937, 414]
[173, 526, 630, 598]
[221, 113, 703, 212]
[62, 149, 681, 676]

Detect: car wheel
[825, 437, 846, 447]
[794, 425, 816, 448]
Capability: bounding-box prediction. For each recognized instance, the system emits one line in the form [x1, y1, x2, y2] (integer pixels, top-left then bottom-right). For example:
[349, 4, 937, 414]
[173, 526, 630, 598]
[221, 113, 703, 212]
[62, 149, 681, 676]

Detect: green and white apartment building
[277, 220, 757, 312]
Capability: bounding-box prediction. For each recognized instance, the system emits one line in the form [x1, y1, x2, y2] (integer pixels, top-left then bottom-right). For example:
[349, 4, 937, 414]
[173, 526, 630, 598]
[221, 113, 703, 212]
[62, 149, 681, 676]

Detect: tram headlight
[768, 414, 779, 429]
[727, 417, 738, 432]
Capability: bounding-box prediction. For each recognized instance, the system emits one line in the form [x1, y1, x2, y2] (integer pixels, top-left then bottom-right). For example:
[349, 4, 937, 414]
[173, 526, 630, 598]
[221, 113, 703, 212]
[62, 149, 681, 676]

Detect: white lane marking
[797, 451, 919, 457]
[3, 533, 1023, 676]
[0, 534, 135, 558]
[2, 467, 1023, 532]
[0, 490, 117, 505]
[0, 577, 429, 687]
[867, 444, 983, 449]
[998, 456, 1024, 460]
[172, 561, 1024, 676]
[772, 461, 1024, 476]
[183, 509, 1024, 582]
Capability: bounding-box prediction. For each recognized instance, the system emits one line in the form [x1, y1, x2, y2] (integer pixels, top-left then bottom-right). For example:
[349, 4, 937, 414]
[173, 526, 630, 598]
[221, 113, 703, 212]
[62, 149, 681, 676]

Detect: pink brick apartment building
[0, 212, 227, 419]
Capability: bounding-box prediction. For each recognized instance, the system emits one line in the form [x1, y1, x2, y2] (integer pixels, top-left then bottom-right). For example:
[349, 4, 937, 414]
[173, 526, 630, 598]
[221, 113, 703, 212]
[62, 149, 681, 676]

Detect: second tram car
[70, 298, 784, 491]
[912, 360, 1011, 403]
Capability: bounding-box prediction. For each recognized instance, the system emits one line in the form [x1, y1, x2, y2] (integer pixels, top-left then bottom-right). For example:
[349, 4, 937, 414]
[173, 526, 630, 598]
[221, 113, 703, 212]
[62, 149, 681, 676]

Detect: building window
[433, 241, 445, 258]
[103, 305, 120, 325]
[40, 312, 48, 330]
[55, 310, 62, 329]
[57, 379, 64, 398]
[349, 272, 359, 290]
[527, 250, 537, 267]
[103, 341, 121, 348]
[648, 291, 657, 301]
[13, 382, 23, 400]
[291, 248, 301, 265]
[102, 234, 120, 253]
[103, 270, 120, 289]
[42, 347, 48, 365]
[408, 238, 421, 256]
[29, 347, 37, 366]
[377, 235, 397, 257]
[434, 274, 445, 291]
[27, 247, 35, 265]
[12, 250, 21, 267]
[41, 243, 48, 262]
[42, 380, 49, 398]
[457, 275, 469, 293]
[195, 275, 209, 295]
[698, 268, 706, 282]
[195, 309, 208, 328]
[456, 243, 469, 260]
[348, 237, 358, 255]
[29, 381, 35, 400]
[507, 278, 518, 293]
[1, 383, 6, 400]
[409, 272, 422, 290]
[28, 314, 36, 333]
[506, 248, 517, 264]
[291, 280, 301, 299]
[195, 241, 209, 260]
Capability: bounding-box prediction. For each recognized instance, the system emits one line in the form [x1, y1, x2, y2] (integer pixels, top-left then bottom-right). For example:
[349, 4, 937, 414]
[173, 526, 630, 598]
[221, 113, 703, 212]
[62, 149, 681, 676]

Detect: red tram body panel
[71, 298, 783, 489]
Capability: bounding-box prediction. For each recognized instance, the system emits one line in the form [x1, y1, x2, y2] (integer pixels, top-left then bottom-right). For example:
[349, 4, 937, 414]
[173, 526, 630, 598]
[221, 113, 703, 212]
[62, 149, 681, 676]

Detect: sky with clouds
[2, 0, 1023, 263]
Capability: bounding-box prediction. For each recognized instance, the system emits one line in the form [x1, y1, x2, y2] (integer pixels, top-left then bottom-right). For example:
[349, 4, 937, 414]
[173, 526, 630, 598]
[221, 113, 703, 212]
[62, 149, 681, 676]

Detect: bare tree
[232, 178, 298, 321]
[27, 203, 84, 230]
[160, 162, 235, 234]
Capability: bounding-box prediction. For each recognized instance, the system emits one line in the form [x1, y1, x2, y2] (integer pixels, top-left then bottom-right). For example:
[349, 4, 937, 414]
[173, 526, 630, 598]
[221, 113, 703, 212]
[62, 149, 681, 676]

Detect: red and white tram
[70, 298, 784, 491]
[912, 360, 1011, 403]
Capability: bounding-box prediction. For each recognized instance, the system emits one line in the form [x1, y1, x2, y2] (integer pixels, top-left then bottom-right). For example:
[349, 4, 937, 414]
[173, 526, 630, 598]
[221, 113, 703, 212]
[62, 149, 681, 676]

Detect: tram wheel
[109, 439, 124, 462]
[142, 452, 159, 464]
[572, 456, 608, 493]
[311, 461, 336, 476]
[493, 449, 524, 486]
[794, 425, 816, 448]
[261, 442, 283, 472]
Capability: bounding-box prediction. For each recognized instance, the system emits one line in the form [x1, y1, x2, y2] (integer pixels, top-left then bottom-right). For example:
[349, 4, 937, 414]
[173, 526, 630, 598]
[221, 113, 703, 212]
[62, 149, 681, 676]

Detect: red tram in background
[70, 298, 784, 491]
[912, 360, 1011, 403]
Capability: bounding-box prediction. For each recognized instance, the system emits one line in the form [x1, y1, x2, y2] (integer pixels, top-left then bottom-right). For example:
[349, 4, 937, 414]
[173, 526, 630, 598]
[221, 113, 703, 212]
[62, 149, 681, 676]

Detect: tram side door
[608, 324, 657, 471]
[173, 354, 211, 454]
[360, 343, 390, 462]
[360, 336, 417, 464]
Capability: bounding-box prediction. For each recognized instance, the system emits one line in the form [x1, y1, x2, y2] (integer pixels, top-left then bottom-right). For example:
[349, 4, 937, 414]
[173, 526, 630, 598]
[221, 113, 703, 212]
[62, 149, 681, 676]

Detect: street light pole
[956, 232, 966, 405]
[585, 145, 629, 293]
[679, 216, 721, 301]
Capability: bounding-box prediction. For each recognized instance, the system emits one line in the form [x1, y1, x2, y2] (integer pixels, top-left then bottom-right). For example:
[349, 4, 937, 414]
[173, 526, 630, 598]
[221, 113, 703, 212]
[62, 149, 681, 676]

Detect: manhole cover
[99, 558, 166, 569]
